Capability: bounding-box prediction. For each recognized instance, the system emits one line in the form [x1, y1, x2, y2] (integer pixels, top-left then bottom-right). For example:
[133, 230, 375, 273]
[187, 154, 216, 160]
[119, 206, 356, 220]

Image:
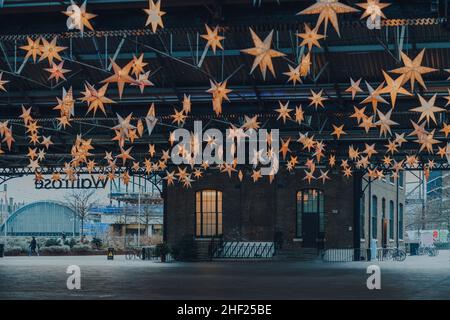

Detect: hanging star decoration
[409, 94, 444, 125]
[356, 0, 391, 23]
[39, 36, 66, 65]
[241, 28, 286, 80]
[101, 59, 138, 99]
[345, 78, 363, 100]
[0, 73, 9, 92]
[308, 89, 327, 109]
[20, 37, 41, 63]
[201, 24, 225, 54]
[390, 49, 437, 91]
[44, 61, 70, 83]
[80, 82, 116, 116]
[63, 0, 97, 33]
[297, 0, 359, 37]
[297, 24, 325, 51]
[207, 80, 232, 116]
[144, 0, 166, 33]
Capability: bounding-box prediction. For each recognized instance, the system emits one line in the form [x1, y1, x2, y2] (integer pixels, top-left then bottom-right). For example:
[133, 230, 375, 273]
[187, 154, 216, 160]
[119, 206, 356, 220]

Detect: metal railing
[323, 248, 407, 262]
[210, 241, 275, 259]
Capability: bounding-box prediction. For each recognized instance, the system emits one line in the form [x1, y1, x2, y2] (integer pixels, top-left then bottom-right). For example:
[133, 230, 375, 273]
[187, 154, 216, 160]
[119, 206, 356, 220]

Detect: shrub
[5, 246, 26, 256]
[64, 238, 78, 248]
[91, 237, 103, 250]
[171, 234, 196, 261]
[71, 244, 92, 254]
[40, 245, 70, 255]
[45, 238, 61, 247]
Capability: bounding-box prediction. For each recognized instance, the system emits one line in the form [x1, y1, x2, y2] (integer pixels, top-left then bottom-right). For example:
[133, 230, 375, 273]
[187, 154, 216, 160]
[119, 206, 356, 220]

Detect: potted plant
[155, 243, 170, 262]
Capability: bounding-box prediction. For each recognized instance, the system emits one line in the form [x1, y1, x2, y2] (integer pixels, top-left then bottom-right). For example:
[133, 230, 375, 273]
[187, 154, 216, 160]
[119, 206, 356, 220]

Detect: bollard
[107, 247, 114, 260]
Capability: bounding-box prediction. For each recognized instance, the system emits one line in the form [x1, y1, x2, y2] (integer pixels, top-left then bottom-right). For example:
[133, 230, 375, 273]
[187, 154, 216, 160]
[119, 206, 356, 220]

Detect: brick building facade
[164, 170, 369, 250]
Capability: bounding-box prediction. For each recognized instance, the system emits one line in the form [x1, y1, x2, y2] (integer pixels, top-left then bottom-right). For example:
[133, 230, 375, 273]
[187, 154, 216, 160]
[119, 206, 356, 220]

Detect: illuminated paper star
[117, 147, 134, 166]
[39, 36, 66, 65]
[101, 59, 137, 99]
[80, 82, 115, 116]
[0, 73, 9, 92]
[113, 113, 135, 136]
[294, 105, 305, 124]
[303, 170, 315, 184]
[131, 53, 148, 77]
[20, 105, 33, 125]
[443, 89, 450, 107]
[299, 52, 312, 77]
[318, 170, 331, 184]
[28, 159, 40, 171]
[280, 138, 291, 160]
[363, 143, 378, 158]
[408, 120, 427, 140]
[241, 28, 286, 80]
[331, 124, 346, 139]
[441, 123, 450, 138]
[242, 115, 260, 131]
[394, 133, 407, 147]
[409, 94, 444, 125]
[207, 80, 232, 116]
[201, 24, 225, 54]
[132, 71, 154, 94]
[415, 130, 439, 154]
[297, 24, 325, 51]
[275, 101, 293, 123]
[164, 170, 176, 186]
[343, 167, 353, 178]
[44, 61, 70, 83]
[378, 71, 412, 108]
[297, 0, 359, 37]
[308, 89, 327, 109]
[251, 169, 263, 182]
[356, 0, 390, 23]
[345, 78, 363, 100]
[182, 94, 192, 114]
[20, 37, 41, 63]
[360, 81, 388, 112]
[283, 64, 302, 85]
[145, 103, 158, 136]
[390, 49, 437, 91]
[375, 108, 398, 137]
[350, 106, 367, 124]
[144, 0, 165, 33]
[171, 108, 187, 126]
[63, 0, 97, 33]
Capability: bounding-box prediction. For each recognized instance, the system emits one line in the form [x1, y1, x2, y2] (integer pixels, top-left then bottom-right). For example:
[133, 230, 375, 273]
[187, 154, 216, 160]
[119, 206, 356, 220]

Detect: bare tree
[65, 190, 97, 239]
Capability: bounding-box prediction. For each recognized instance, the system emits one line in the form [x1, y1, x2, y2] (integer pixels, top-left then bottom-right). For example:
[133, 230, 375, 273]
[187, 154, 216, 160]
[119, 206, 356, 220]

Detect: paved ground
[1, 252, 450, 300]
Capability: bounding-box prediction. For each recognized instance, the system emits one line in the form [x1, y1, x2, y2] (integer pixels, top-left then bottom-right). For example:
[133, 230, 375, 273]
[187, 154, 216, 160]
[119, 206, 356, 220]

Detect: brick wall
[165, 170, 356, 249]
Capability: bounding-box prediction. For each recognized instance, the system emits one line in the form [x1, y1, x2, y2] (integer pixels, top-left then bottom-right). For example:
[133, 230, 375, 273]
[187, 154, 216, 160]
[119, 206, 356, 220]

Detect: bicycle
[125, 247, 142, 260]
[388, 248, 406, 261]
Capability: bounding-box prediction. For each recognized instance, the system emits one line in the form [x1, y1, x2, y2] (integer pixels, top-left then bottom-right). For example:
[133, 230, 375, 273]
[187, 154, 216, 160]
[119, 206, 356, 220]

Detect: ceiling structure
[0, 0, 448, 179]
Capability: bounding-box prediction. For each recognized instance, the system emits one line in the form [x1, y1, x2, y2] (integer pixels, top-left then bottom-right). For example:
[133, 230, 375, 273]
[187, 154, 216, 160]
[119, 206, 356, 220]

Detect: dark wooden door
[382, 219, 388, 248]
[302, 213, 319, 248]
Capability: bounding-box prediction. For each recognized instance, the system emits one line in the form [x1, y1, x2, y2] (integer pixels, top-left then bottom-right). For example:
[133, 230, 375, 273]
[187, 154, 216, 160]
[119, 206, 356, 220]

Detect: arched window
[399, 203, 404, 240]
[196, 190, 222, 238]
[389, 200, 394, 239]
[372, 195, 378, 239]
[296, 189, 325, 239]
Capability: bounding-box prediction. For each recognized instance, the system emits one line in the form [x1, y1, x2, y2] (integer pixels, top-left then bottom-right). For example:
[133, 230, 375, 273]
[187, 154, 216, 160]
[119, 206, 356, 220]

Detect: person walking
[29, 236, 39, 256]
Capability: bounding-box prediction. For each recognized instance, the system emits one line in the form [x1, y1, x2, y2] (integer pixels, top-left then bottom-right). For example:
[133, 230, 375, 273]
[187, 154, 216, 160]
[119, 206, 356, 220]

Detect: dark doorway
[302, 213, 319, 248]
[297, 189, 324, 249]
[382, 218, 388, 248]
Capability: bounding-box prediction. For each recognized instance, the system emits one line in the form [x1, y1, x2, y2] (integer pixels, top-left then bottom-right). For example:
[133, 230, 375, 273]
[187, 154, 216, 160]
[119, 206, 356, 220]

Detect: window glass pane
[372, 196, 377, 239]
[399, 204, 404, 239]
[196, 190, 222, 237]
